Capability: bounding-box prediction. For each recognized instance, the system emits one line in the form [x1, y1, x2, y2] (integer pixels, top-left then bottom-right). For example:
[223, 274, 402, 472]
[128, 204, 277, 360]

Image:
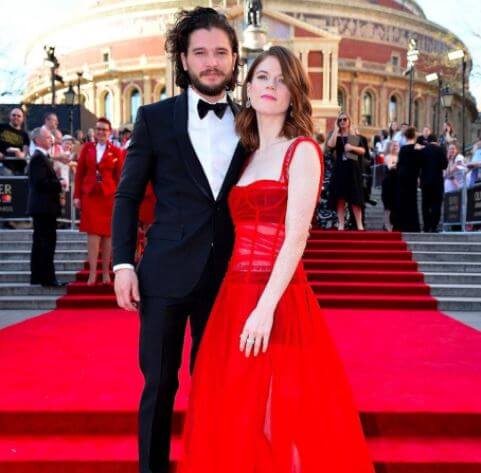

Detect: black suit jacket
[112, 91, 247, 298]
[420, 143, 448, 188]
[27, 150, 62, 216]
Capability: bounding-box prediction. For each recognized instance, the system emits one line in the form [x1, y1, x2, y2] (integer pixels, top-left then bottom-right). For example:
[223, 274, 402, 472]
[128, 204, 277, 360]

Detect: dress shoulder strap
[279, 136, 322, 184]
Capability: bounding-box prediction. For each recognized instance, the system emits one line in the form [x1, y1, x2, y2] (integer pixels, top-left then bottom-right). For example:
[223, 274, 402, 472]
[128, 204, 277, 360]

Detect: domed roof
[86, 0, 426, 18]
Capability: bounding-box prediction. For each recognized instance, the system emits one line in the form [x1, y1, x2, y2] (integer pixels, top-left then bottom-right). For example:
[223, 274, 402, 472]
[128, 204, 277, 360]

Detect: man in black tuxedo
[420, 134, 448, 232]
[112, 8, 246, 473]
[27, 127, 66, 287]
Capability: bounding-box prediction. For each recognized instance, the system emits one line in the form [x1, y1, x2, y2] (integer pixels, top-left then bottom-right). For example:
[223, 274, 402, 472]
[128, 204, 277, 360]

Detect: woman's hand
[344, 143, 353, 152]
[74, 198, 81, 209]
[239, 305, 274, 357]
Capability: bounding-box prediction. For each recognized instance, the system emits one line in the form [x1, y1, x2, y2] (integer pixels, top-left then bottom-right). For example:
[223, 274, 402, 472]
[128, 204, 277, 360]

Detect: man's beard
[189, 68, 232, 97]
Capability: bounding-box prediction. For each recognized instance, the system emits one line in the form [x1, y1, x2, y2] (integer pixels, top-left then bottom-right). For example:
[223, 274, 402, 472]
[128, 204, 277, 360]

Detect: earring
[246, 97, 251, 108]
[289, 105, 294, 117]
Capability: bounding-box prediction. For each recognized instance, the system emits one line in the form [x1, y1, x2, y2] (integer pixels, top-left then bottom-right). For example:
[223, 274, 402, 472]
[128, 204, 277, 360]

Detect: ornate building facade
[23, 0, 478, 140]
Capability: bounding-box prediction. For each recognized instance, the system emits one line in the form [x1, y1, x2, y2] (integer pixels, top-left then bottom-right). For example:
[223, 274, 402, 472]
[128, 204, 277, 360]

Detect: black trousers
[138, 253, 224, 473]
[30, 214, 57, 284]
[422, 184, 443, 232]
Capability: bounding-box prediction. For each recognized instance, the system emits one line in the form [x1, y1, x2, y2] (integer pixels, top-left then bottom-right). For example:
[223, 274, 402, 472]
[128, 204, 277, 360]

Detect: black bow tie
[197, 99, 228, 120]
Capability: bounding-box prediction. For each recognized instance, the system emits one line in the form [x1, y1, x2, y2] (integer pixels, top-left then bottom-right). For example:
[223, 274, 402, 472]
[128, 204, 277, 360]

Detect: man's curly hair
[165, 7, 240, 91]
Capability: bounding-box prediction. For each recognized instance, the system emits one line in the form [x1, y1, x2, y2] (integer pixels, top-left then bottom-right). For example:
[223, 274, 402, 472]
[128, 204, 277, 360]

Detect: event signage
[466, 184, 481, 223]
[443, 190, 462, 224]
[0, 177, 28, 219]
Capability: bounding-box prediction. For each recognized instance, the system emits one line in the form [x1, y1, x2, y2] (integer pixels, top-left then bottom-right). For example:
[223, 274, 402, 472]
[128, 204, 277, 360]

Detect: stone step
[418, 261, 481, 273]
[0, 241, 87, 251]
[403, 232, 481, 242]
[0, 296, 58, 310]
[437, 297, 481, 311]
[0, 230, 85, 242]
[0, 283, 67, 296]
[429, 284, 481, 298]
[0, 250, 87, 261]
[424, 272, 481, 285]
[408, 242, 481, 252]
[411, 251, 481, 262]
[0, 271, 78, 283]
[1, 261, 85, 272]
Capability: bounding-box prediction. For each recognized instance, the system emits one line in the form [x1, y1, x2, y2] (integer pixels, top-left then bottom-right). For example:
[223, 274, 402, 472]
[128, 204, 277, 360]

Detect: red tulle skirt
[180, 270, 374, 473]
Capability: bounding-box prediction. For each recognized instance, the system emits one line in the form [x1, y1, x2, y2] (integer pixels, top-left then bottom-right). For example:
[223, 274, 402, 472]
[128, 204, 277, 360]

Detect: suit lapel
[173, 91, 215, 202]
[216, 142, 245, 202]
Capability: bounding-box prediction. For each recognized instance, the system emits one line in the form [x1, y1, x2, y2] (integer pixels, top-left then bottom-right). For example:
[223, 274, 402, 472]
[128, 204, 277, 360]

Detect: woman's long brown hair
[235, 46, 313, 151]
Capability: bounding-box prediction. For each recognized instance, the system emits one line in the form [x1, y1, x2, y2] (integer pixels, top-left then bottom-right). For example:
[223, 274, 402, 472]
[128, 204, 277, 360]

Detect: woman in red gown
[180, 46, 374, 473]
[73, 118, 122, 285]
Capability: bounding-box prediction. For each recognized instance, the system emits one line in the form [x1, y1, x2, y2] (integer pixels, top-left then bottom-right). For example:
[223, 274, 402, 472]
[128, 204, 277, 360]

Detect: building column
[143, 75, 152, 105]
[351, 76, 359, 124]
[330, 46, 339, 105]
[380, 79, 388, 127]
[112, 79, 122, 127]
[322, 49, 330, 105]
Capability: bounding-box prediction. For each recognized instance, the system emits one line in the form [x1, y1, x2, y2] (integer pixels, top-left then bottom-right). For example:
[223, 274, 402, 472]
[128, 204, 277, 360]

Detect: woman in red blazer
[74, 118, 122, 285]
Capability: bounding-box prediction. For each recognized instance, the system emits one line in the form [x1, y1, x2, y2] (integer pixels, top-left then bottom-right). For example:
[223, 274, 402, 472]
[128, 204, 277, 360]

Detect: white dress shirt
[187, 87, 238, 199]
[96, 142, 106, 163]
[113, 87, 239, 273]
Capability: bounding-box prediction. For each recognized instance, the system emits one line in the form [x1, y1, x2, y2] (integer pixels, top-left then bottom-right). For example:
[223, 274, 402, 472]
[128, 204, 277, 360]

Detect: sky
[0, 0, 480, 109]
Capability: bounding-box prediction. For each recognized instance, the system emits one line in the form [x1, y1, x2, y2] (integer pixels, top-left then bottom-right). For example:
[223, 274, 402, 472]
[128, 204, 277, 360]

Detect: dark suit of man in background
[420, 135, 448, 232]
[27, 127, 65, 287]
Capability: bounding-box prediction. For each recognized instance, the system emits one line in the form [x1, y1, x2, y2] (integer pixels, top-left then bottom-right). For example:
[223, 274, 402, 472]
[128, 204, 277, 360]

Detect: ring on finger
[246, 338, 255, 346]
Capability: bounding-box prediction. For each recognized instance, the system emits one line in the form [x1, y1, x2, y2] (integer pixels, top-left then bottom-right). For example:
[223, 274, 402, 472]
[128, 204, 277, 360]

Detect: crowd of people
[0, 109, 153, 287]
[374, 121, 481, 232]
[314, 118, 481, 233]
[1, 107, 481, 275]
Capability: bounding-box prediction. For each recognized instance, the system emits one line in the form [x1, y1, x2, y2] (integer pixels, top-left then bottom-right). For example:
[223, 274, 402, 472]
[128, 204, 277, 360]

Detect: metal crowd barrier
[0, 167, 79, 230]
[443, 176, 481, 231]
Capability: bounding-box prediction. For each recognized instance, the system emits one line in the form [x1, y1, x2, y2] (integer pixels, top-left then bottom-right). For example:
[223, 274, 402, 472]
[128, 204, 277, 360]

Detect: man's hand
[114, 268, 140, 311]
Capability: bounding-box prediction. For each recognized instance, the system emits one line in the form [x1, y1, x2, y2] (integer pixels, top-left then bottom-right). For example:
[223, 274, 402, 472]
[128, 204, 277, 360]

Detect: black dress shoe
[41, 280, 67, 287]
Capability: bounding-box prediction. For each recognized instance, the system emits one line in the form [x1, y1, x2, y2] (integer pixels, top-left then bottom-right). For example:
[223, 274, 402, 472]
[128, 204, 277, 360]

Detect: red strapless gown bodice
[179, 138, 374, 473]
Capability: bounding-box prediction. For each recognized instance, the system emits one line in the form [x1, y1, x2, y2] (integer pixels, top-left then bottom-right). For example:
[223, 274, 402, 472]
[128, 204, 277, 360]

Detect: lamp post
[440, 86, 454, 123]
[76, 71, 83, 132]
[406, 38, 420, 126]
[241, 0, 267, 85]
[448, 49, 467, 155]
[64, 82, 76, 135]
[426, 72, 443, 136]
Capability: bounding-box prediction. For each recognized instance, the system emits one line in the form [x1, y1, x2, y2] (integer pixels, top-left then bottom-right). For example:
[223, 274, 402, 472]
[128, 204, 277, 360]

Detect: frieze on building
[288, 12, 452, 55]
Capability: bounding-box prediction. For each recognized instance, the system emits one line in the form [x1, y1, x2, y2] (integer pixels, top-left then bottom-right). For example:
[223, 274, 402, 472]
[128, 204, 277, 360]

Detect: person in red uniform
[118, 147, 156, 261]
[74, 118, 122, 285]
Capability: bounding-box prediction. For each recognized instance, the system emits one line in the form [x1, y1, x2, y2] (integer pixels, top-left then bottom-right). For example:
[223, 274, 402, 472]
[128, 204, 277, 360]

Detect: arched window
[361, 91, 374, 126]
[389, 95, 399, 123]
[129, 89, 141, 123]
[338, 88, 345, 111]
[103, 92, 112, 121]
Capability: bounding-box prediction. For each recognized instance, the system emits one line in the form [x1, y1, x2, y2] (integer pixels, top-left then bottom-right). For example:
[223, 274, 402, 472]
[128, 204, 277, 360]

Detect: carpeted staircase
[1, 230, 481, 472]
[56, 230, 438, 311]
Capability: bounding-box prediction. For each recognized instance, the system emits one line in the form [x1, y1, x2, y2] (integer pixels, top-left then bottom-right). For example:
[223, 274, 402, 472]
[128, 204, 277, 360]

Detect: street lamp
[76, 72, 83, 132]
[406, 38, 419, 125]
[448, 48, 467, 155]
[440, 86, 454, 123]
[64, 82, 76, 135]
[426, 72, 443, 135]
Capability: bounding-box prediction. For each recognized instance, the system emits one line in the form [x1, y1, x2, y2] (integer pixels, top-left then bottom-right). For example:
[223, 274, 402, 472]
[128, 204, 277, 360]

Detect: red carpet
[1, 231, 481, 472]
[60, 231, 437, 311]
